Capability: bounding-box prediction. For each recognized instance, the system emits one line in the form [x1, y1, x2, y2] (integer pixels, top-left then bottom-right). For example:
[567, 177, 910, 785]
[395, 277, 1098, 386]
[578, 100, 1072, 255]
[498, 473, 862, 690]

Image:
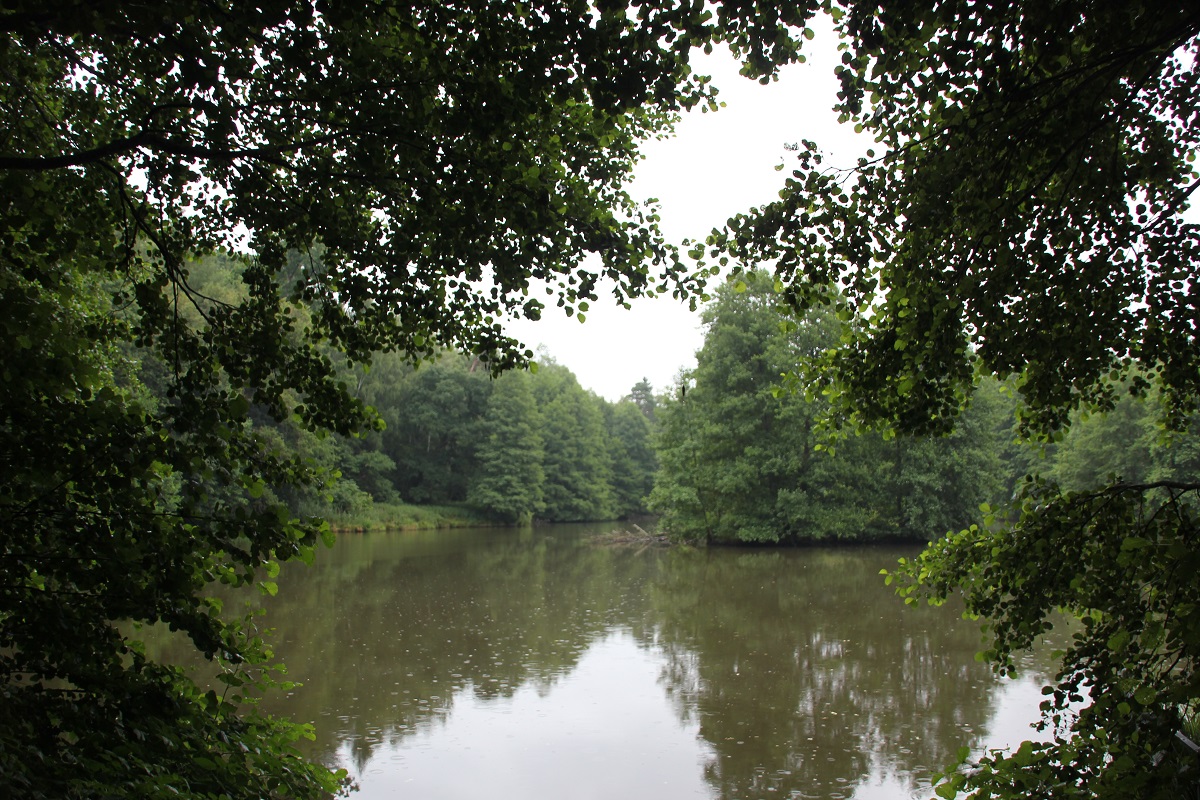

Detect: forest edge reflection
[145, 524, 1065, 800]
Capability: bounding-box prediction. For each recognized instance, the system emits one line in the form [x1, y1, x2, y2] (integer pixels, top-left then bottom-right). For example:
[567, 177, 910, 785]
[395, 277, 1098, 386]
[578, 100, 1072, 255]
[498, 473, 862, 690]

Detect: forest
[4, 1, 1199, 799]
[135, 253, 658, 527]
[178, 254, 1195, 549]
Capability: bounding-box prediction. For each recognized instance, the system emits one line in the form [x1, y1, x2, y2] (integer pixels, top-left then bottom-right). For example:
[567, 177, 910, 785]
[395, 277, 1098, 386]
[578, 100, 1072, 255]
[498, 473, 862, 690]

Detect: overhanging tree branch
[0, 129, 350, 171]
[0, 131, 156, 170]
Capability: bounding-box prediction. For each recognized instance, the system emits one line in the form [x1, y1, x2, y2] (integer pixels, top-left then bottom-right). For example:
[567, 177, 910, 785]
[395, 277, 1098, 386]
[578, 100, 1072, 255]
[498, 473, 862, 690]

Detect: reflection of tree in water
[646, 547, 1061, 800]
[235, 526, 662, 769]
[143, 530, 1068, 793]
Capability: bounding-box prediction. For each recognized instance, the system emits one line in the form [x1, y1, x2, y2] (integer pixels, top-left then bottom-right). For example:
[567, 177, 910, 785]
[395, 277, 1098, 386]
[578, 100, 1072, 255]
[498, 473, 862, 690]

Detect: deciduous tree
[604, 399, 658, 517]
[715, 2, 1200, 796]
[531, 362, 617, 522]
[650, 272, 1006, 544]
[0, 1, 808, 794]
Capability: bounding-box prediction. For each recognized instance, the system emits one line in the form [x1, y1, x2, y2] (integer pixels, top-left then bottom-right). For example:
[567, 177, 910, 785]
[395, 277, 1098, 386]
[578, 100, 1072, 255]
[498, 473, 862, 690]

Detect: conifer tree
[468, 372, 545, 524]
[533, 364, 617, 521]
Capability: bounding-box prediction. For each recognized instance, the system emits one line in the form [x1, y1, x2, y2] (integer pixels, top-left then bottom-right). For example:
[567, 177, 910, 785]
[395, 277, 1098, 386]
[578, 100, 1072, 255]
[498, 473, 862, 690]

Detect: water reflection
[146, 526, 1063, 799]
[341, 632, 716, 799]
[647, 547, 1056, 799]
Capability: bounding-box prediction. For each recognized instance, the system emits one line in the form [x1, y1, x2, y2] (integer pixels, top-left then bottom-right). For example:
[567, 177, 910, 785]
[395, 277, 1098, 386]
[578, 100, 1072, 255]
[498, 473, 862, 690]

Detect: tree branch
[0, 131, 156, 170]
[1100, 480, 1200, 495]
[0, 129, 349, 172]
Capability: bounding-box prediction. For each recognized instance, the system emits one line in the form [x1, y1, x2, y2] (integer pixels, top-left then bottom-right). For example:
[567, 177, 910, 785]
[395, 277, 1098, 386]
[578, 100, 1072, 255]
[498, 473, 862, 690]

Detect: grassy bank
[329, 502, 495, 532]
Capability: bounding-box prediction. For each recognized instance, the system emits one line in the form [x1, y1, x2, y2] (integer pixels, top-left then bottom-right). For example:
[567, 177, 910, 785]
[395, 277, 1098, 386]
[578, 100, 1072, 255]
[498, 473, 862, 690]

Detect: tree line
[648, 272, 1200, 548]
[166, 254, 1197, 548]
[172, 258, 1198, 549]
[349, 352, 658, 524]
[128, 253, 659, 527]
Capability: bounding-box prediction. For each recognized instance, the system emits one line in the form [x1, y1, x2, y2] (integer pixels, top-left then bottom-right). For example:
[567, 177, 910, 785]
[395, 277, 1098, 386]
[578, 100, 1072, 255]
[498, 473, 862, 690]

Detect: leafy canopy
[713, 2, 1200, 798]
[0, 1, 811, 796]
[720, 1, 1200, 436]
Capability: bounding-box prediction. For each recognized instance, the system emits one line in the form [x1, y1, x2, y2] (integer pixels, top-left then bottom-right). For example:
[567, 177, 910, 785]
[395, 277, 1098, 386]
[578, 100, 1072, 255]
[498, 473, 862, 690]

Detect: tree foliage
[0, 1, 810, 795]
[903, 481, 1200, 800]
[532, 362, 618, 522]
[710, 2, 1200, 797]
[626, 377, 658, 422]
[603, 398, 659, 516]
[467, 371, 546, 524]
[722, 1, 1200, 436]
[346, 348, 654, 522]
[363, 351, 492, 505]
[649, 273, 1009, 544]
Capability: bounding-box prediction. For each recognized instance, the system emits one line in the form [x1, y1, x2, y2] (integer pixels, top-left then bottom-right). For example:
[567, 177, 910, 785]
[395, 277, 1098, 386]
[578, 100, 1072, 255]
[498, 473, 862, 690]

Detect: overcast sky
[505, 20, 861, 401]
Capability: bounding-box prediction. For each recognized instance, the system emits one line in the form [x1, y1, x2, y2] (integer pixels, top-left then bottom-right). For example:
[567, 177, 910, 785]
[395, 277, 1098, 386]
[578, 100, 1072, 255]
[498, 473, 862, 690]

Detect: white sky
[506, 19, 862, 401]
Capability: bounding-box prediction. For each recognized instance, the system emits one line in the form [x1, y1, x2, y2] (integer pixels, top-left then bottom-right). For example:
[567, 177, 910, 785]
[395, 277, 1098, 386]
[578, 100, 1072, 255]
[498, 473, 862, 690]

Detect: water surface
[160, 524, 1061, 799]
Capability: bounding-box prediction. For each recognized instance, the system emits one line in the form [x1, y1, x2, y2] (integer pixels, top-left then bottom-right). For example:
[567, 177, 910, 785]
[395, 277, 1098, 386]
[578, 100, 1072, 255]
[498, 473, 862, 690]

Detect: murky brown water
[151, 523, 1064, 799]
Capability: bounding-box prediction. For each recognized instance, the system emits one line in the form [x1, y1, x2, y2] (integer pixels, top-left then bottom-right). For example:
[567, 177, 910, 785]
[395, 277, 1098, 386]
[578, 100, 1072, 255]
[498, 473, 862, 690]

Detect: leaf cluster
[895, 480, 1200, 798]
[716, 1, 1200, 437]
[700, 5, 1200, 796]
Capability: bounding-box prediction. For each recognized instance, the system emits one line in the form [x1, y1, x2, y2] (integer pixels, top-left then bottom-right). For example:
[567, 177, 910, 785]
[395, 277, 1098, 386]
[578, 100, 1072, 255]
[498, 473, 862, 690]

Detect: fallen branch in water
[590, 524, 671, 547]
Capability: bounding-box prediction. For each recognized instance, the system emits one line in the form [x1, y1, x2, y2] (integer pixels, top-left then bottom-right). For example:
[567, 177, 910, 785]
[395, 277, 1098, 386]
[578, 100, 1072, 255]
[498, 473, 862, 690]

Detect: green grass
[328, 502, 494, 532]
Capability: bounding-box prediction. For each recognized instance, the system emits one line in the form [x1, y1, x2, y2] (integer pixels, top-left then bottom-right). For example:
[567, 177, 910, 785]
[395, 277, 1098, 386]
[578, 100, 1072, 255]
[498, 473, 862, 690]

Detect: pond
[158, 523, 1063, 799]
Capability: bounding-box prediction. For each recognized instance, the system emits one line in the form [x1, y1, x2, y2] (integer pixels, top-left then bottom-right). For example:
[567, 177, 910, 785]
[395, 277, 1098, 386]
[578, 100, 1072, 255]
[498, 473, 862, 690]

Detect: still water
[171, 523, 1062, 799]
